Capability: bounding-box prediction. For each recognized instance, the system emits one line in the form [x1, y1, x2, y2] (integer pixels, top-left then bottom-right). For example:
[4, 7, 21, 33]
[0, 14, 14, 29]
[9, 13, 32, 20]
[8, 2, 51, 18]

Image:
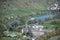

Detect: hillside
[0, 0, 48, 17]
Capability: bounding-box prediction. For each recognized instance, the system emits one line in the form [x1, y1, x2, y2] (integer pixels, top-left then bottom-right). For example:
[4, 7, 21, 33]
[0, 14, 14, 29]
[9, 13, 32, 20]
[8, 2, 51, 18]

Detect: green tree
[0, 23, 6, 38]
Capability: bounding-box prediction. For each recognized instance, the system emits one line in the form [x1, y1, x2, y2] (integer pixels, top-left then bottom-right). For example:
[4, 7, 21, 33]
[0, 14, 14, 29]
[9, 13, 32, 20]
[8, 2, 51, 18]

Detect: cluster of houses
[22, 24, 44, 37]
[47, 3, 60, 10]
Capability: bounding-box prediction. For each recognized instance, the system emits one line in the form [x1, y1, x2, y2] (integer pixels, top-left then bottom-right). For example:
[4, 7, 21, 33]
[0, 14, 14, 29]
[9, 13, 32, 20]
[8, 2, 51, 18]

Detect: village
[0, 0, 60, 40]
[3, 15, 59, 40]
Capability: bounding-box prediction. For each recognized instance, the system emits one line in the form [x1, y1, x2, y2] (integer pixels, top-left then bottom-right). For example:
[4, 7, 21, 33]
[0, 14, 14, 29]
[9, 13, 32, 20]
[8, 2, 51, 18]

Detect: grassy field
[9, 31, 22, 36]
[0, 0, 48, 17]
[0, 37, 14, 40]
[43, 19, 60, 28]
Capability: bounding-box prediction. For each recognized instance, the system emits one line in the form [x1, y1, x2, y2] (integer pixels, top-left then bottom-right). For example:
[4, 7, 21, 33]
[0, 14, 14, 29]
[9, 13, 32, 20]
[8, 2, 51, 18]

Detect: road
[48, 35, 60, 40]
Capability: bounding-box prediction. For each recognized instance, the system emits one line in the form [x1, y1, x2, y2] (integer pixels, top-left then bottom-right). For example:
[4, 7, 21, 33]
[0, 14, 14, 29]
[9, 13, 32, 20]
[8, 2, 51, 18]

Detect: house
[22, 28, 29, 33]
[7, 33, 17, 37]
[28, 24, 44, 31]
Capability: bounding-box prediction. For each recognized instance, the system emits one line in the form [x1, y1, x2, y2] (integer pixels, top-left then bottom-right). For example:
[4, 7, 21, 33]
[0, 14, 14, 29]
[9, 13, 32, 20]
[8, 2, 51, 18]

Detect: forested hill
[0, 0, 48, 16]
